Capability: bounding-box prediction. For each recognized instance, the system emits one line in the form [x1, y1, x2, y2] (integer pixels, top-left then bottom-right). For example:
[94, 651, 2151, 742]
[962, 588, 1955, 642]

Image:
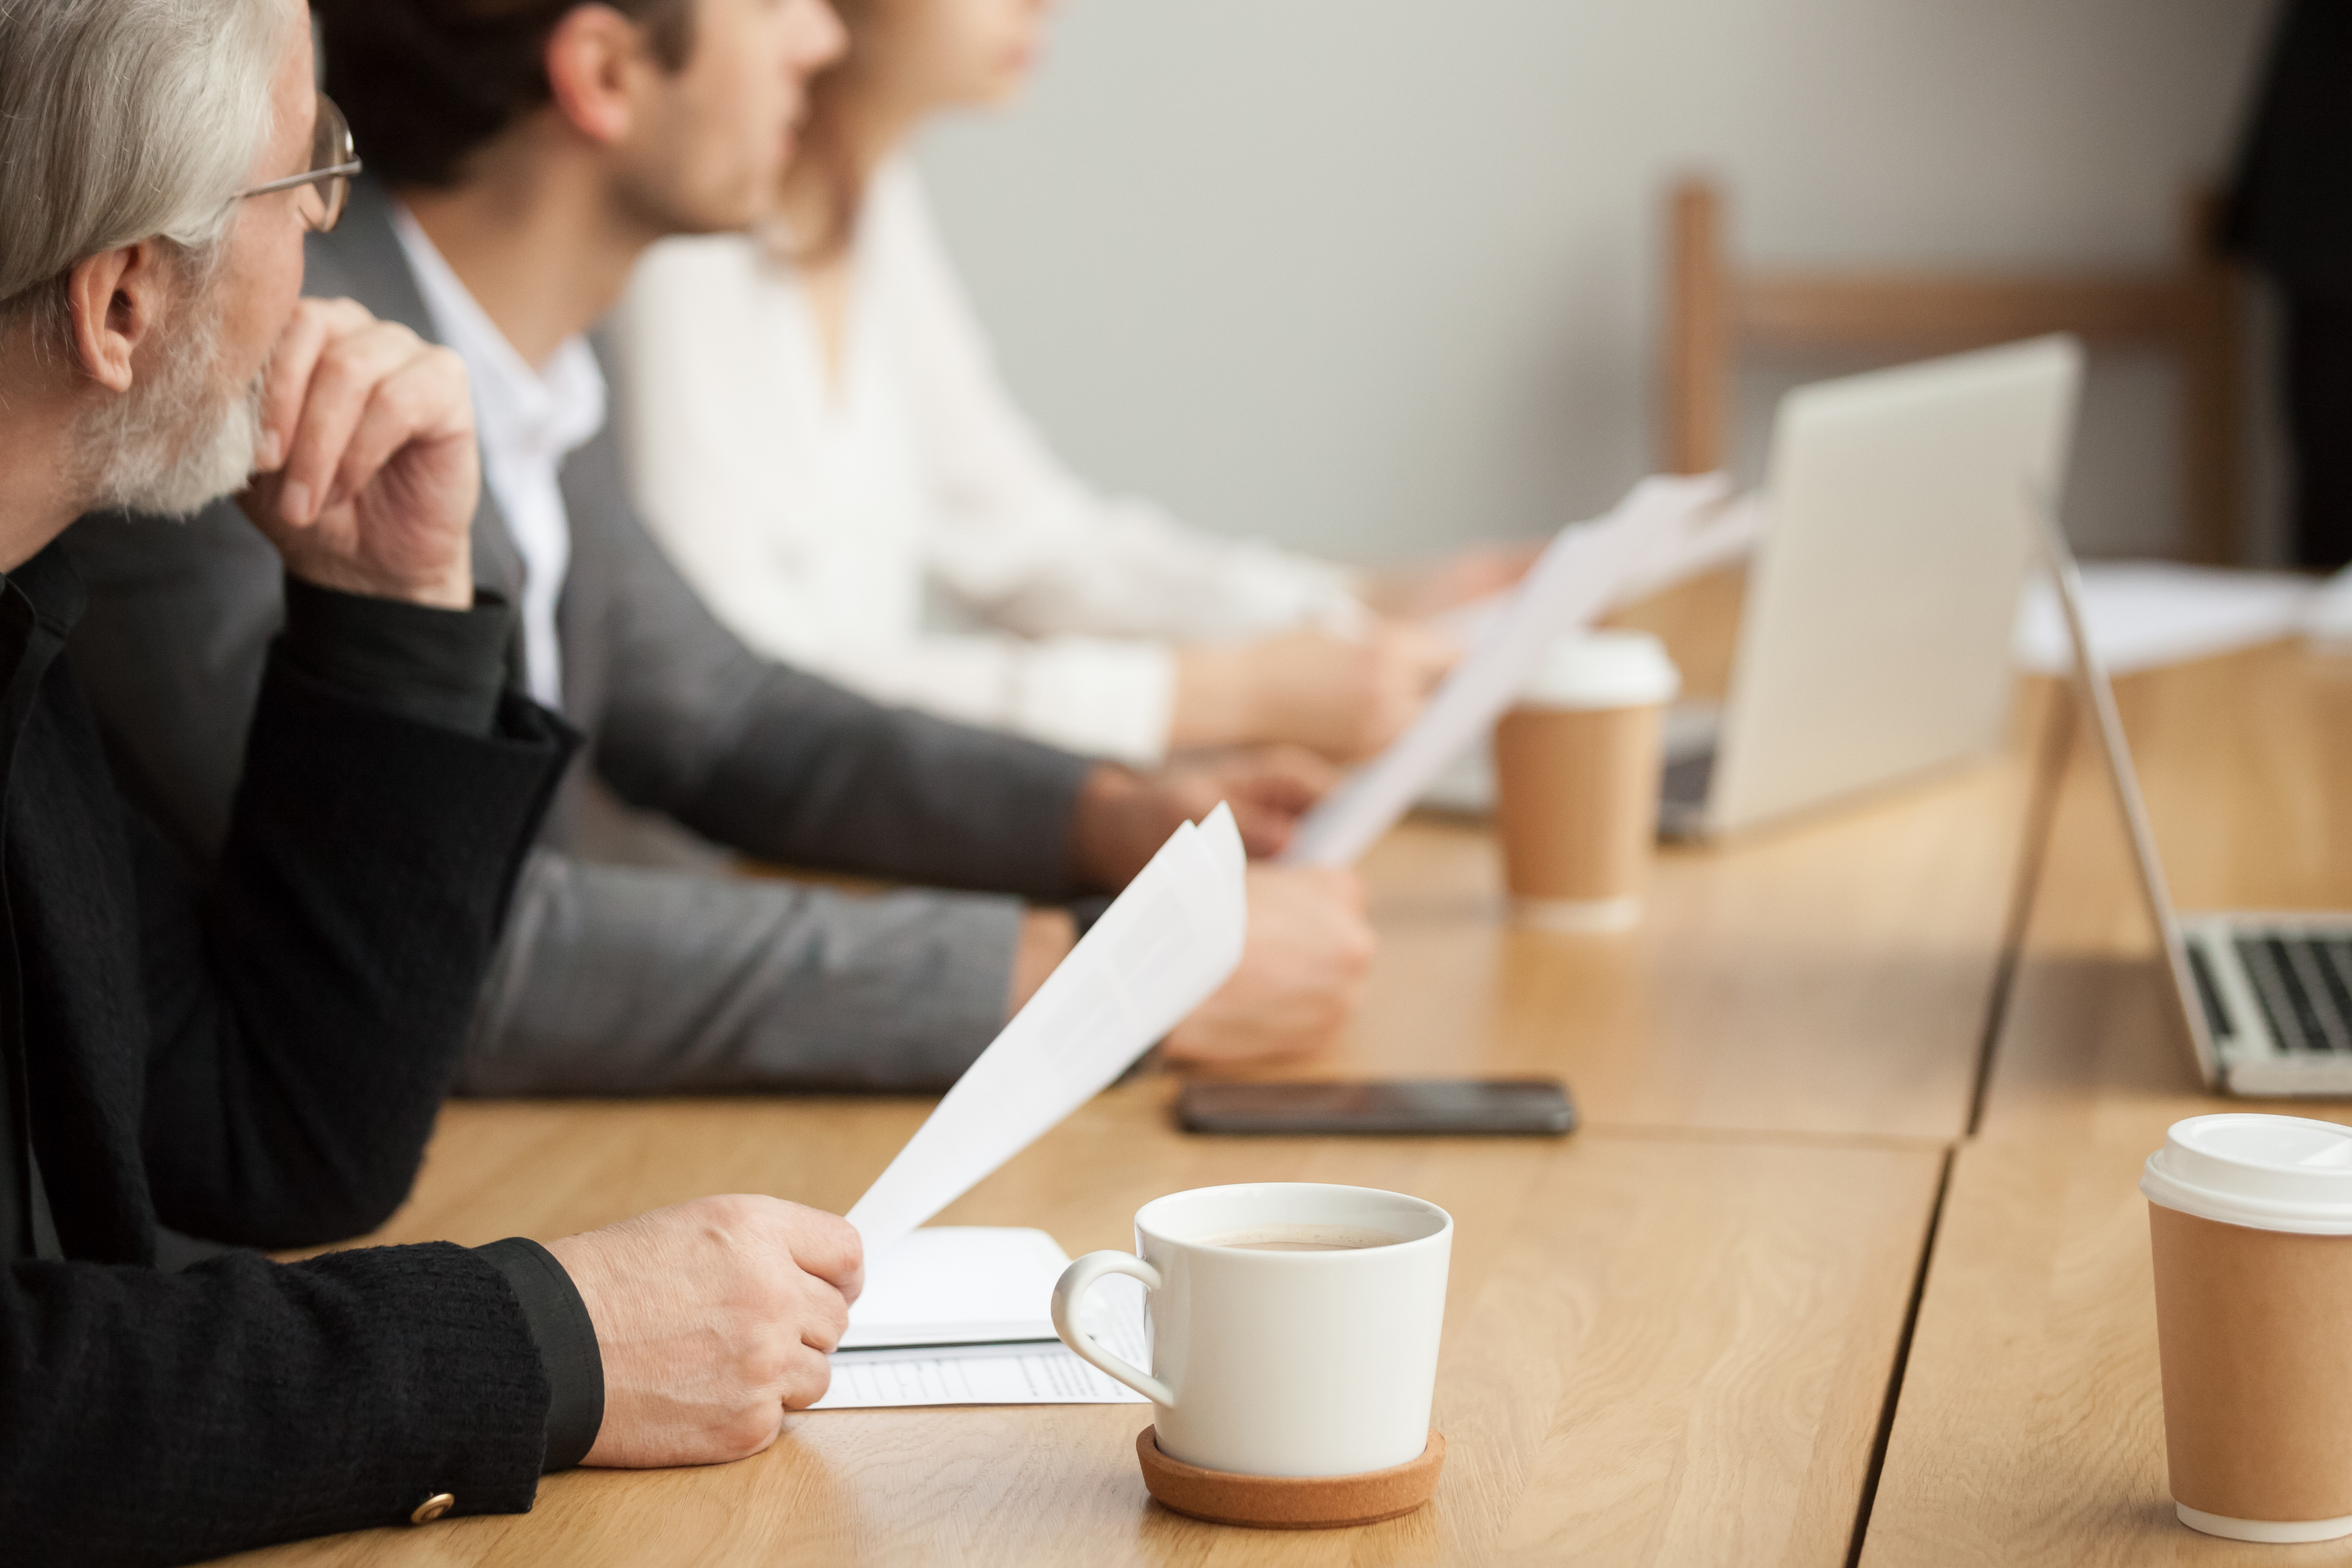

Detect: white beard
[76, 294, 265, 519]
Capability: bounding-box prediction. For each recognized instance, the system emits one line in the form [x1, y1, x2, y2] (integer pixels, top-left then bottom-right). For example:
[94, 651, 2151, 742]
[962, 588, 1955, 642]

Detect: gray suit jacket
[63, 178, 1098, 1095]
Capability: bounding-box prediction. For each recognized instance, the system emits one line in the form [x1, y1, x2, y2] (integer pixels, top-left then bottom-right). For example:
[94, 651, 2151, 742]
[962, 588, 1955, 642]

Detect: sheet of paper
[2312, 567, 2352, 651]
[1285, 474, 1732, 867]
[2013, 561, 2316, 676]
[1416, 485, 1758, 817]
[1617, 488, 1762, 604]
[847, 806, 1248, 1257]
[815, 1294, 1151, 1410]
[820, 1226, 1153, 1406]
[841, 1226, 1071, 1349]
[1426, 489, 1758, 654]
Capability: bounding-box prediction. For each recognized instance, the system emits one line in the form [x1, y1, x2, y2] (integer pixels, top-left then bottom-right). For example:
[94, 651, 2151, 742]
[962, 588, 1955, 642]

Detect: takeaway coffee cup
[2143, 1114, 2352, 1542]
[1492, 630, 1679, 932]
[1050, 1183, 1452, 1479]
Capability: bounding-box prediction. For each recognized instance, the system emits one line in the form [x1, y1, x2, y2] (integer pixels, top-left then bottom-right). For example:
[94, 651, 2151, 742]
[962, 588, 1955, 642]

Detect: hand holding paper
[847, 803, 1249, 1257]
[1163, 863, 1371, 1063]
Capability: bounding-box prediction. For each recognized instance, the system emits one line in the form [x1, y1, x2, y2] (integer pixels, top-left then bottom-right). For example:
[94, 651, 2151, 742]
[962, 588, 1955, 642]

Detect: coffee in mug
[1203, 1225, 1401, 1252]
[1052, 1183, 1451, 1479]
[2142, 1114, 2352, 1542]
[1492, 630, 1678, 932]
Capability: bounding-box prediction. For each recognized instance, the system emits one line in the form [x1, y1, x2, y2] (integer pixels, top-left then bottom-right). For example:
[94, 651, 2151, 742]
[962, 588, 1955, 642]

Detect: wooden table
[230, 1095, 1942, 1568]
[1329, 719, 2043, 1142]
[1864, 641, 2352, 1566]
[215, 597, 2071, 1566]
[1323, 566, 2050, 1148]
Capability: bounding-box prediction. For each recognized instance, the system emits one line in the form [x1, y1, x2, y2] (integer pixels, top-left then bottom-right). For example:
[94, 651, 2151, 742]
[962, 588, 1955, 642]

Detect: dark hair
[316, 0, 698, 190]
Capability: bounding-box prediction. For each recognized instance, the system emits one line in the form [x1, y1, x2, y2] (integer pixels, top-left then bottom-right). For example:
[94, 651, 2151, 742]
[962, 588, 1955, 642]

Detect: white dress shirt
[605, 161, 1360, 764]
[393, 204, 605, 710]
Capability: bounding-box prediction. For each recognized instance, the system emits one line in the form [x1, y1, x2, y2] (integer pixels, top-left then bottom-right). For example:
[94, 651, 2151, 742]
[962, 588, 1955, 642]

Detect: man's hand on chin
[1068, 745, 1341, 889]
[239, 297, 480, 609]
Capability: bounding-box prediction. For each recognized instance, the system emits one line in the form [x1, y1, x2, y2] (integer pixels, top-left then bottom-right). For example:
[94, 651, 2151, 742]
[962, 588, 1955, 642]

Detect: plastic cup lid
[2142, 1114, 2352, 1235]
[1517, 630, 1680, 711]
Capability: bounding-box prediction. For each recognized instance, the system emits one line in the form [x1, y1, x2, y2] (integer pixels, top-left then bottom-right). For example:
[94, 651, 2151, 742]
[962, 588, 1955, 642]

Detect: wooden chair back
[1660, 176, 2246, 563]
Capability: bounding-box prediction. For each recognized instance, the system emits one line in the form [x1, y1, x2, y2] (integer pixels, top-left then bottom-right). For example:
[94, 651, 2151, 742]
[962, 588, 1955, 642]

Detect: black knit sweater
[0, 543, 585, 1566]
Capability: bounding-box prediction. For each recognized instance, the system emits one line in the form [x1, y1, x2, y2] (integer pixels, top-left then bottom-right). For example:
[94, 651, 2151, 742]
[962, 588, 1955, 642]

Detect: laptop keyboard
[1660, 749, 1715, 810]
[2236, 935, 2352, 1055]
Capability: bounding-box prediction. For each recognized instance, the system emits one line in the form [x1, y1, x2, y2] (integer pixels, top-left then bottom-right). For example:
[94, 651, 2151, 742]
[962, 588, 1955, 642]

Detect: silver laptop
[2038, 509, 2352, 1096]
[1661, 336, 2085, 838]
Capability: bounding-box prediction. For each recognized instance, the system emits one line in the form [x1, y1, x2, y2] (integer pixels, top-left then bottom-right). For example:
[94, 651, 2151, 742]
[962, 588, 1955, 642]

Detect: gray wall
[917, 0, 2283, 564]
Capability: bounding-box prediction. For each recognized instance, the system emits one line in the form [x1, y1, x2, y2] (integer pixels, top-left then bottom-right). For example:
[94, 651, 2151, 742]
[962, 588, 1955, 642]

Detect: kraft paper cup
[1493, 631, 1678, 932]
[2142, 1115, 2352, 1543]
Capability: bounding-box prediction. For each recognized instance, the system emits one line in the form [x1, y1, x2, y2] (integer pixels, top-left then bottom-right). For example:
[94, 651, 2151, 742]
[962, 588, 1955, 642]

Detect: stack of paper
[846, 803, 1248, 1257]
[1288, 474, 1737, 865]
[820, 1333, 1151, 1411]
[838, 1227, 1075, 1349]
[2013, 561, 2317, 676]
[816, 1227, 1148, 1410]
[2313, 568, 2352, 651]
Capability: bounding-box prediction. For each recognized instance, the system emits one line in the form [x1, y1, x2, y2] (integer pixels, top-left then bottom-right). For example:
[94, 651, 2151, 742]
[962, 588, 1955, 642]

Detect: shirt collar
[0, 541, 85, 788]
[2, 542, 86, 639]
[389, 203, 606, 471]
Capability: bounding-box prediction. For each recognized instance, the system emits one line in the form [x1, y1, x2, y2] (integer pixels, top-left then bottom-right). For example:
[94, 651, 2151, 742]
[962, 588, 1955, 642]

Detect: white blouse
[605, 161, 1361, 764]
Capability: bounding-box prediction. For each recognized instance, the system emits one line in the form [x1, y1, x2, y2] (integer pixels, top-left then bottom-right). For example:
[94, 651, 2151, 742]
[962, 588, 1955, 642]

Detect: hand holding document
[1285, 474, 1737, 867]
[846, 804, 1249, 1258]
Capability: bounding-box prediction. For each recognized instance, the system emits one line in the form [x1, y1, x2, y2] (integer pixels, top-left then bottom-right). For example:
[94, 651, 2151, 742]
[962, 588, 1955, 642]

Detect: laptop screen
[2032, 503, 2219, 1086]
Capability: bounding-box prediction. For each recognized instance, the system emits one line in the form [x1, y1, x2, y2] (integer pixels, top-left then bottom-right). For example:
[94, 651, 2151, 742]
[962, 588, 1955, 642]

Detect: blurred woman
[606, 0, 1527, 766]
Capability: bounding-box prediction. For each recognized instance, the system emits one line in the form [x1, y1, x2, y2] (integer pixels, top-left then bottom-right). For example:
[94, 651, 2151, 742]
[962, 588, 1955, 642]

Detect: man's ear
[66, 241, 176, 393]
[544, 3, 656, 148]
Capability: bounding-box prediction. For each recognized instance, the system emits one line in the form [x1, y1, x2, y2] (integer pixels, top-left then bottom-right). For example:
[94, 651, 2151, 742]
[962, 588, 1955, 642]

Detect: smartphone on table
[1177, 1078, 1576, 1137]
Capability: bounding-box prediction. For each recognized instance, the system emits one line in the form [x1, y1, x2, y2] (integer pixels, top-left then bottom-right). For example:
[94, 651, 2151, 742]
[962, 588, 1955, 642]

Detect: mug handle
[1051, 1250, 1174, 1406]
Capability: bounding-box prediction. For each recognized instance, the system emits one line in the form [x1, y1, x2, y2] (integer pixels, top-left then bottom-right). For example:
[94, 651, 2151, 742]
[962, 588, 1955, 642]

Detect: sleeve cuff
[475, 1237, 605, 1472]
[278, 574, 517, 735]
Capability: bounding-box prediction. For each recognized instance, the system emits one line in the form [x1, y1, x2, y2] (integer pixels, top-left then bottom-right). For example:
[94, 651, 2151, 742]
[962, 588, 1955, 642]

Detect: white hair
[0, 0, 291, 352]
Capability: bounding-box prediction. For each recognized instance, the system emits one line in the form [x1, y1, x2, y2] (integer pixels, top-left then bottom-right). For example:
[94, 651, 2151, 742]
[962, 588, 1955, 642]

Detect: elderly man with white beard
[0, 3, 906, 1563]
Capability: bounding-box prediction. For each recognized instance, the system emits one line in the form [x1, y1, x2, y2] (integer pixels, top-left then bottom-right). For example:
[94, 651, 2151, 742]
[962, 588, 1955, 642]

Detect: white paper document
[845, 807, 1248, 1258]
[2013, 561, 2317, 677]
[817, 1315, 1150, 1410]
[1426, 487, 1759, 654]
[1614, 488, 1762, 607]
[2311, 567, 2352, 651]
[841, 1226, 1069, 1349]
[817, 1226, 1150, 1409]
[1285, 474, 1734, 867]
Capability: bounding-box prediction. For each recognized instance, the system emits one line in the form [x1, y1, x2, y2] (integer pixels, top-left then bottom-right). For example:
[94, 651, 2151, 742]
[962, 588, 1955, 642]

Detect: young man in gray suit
[64, 0, 1376, 1097]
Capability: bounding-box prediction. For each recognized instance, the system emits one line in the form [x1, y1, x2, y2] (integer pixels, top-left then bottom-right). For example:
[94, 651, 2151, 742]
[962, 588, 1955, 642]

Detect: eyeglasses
[230, 92, 362, 234]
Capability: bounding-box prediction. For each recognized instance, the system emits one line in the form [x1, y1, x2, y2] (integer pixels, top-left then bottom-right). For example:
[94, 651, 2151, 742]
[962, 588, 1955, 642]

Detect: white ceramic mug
[1051, 1183, 1452, 1478]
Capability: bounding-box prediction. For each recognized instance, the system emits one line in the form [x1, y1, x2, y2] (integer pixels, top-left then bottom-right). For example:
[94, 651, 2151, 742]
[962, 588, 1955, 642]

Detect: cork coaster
[1135, 1427, 1445, 1529]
